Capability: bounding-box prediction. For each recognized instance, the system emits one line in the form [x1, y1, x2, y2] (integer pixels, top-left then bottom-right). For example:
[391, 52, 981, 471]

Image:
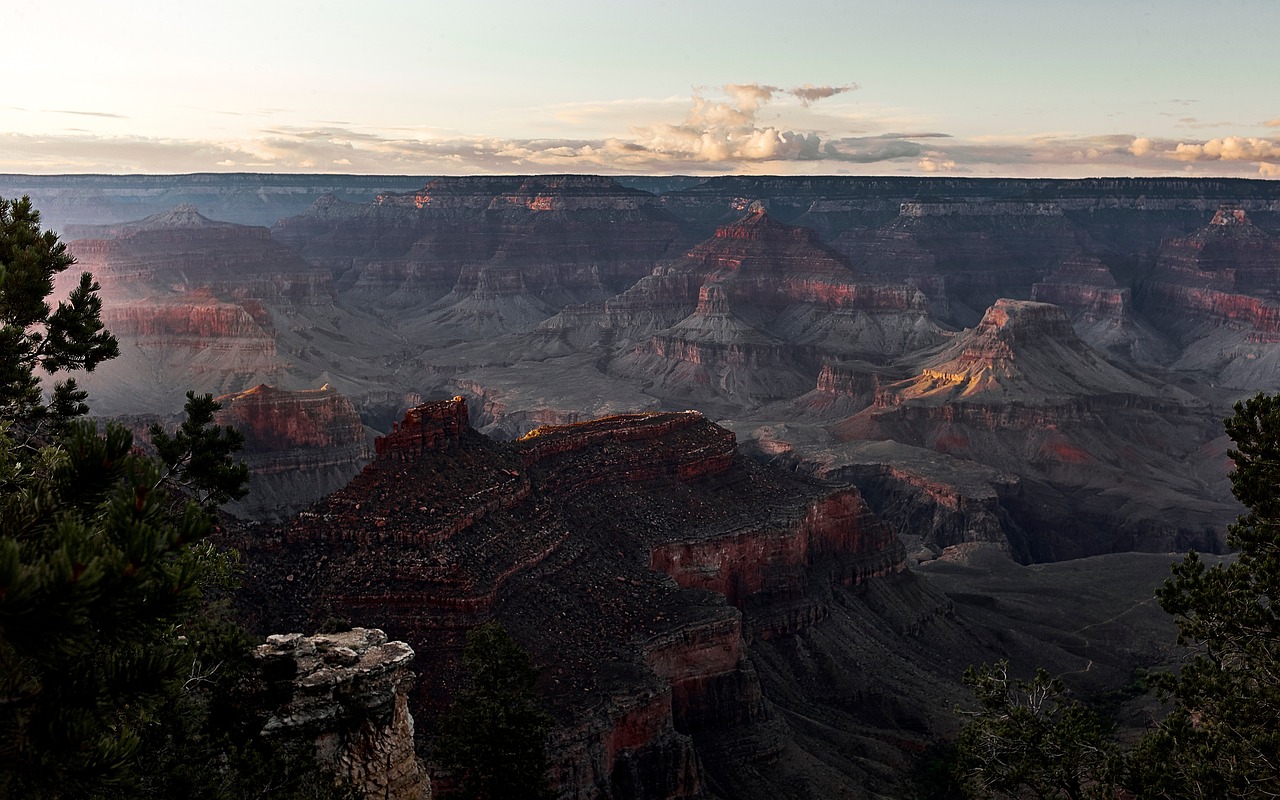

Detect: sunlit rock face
[237, 399, 968, 799]
[214, 383, 373, 520]
[832, 299, 1226, 560]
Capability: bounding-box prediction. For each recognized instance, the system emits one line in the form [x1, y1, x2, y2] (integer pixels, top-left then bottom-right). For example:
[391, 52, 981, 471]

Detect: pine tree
[434, 622, 555, 800]
[953, 393, 1280, 799]
[0, 196, 257, 796]
[1130, 392, 1280, 798]
[953, 661, 1118, 800]
[0, 195, 117, 429]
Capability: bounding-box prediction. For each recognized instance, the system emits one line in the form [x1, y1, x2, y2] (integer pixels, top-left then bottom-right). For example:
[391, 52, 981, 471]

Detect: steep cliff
[1031, 254, 1176, 365]
[215, 383, 374, 520]
[835, 200, 1092, 325]
[274, 176, 685, 339]
[519, 207, 943, 412]
[64, 205, 413, 416]
[835, 300, 1228, 558]
[1137, 207, 1280, 390]
[256, 628, 429, 800]
[238, 399, 978, 799]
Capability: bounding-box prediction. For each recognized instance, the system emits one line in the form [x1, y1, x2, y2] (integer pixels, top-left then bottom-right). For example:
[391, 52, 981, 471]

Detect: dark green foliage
[88, 545, 355, 800]
[953, 661, 1118, 800]
[0, 198, 335, 797]
[151, 391, 251, 511]
[0, 196, 117, 427]
[1131, 392, 1280, 798]
[435, 621, 554, 800]
[0, 419, 217, 796]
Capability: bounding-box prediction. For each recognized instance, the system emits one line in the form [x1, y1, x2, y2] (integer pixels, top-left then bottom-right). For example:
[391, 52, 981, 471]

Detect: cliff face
[520, 208, 944, 410]
[1134, 206, 1280, 388]
[834, 200, 1091, 326]
[835, 300, 1227, 558]
[214, 384, 373, 519]
[239, 399, 941, 799]
[69, 205, 333, 305]
[256, 628, 428, 800]
[275, 176, 685, 338]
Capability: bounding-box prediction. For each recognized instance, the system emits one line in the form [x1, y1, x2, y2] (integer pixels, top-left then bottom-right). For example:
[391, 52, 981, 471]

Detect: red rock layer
[374, 396, 470, 459]
[212, 383, 373, 520]
[242, 404, 904, 798]
[216, 383, 367, 455]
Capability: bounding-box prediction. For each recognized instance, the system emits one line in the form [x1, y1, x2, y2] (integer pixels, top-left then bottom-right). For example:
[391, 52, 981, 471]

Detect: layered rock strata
[214, 384, 373, 519]
[1031, 254, 1176, 365]
[256, 628, 429, 800]
[240, 398, 924, 799]
[1137, 207, 1280, 389]
[525, 207, 942, 411]
[838, 299, 1227, 558]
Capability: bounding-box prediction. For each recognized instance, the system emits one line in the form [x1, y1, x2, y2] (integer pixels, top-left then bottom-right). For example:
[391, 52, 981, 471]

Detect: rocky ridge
[214, 383, 373, 519]
[238, 398, 981, 798]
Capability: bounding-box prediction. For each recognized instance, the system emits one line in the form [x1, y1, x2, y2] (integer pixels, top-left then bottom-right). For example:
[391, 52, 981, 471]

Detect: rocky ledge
[256, 628, 429, 800]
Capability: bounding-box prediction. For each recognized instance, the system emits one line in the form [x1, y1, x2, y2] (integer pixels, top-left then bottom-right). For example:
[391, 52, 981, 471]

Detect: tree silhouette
[434, 622, 554, 800]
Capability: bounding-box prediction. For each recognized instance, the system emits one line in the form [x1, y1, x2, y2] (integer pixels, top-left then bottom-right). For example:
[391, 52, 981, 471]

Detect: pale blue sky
[4, 0, 1277, 176]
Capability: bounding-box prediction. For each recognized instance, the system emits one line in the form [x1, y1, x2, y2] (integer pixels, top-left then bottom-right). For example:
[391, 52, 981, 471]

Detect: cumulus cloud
[1170, 136, 1280, 162]
[621, 83, 865, 165]
[917, 156, 958, 173]
[1129, 137, 1154, 156]
[1265, 119, 1280, 128]
[5, 83, 1280, 178]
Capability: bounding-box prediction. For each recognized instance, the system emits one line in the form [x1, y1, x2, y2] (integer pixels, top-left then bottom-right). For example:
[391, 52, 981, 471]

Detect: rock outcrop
[256, 628, 429, 800]
[835, 200, 1091, 325]
[1136, 207, 1280, 390]
[275, 176, 685, 339]
[522, 207, 943, 411]
[836, 299, 1227, 558]
[214, 383, 373, 519]
[239, 399, 939, 799]
[1031, 254, 1176, 365]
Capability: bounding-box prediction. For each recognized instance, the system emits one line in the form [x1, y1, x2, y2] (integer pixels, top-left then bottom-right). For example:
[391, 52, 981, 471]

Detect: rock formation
[214, 384, 373, 519]
[836, 200, 1091, 325]
[1137, 206, 1280, 390]
[1031, 253, 1176, 365]
[256, 628, 429, 800]
[238, 398, 981, 799]
[523, 206, 943, 412]
[274, 175, 686, 340]
[836, 300, 1227, 559]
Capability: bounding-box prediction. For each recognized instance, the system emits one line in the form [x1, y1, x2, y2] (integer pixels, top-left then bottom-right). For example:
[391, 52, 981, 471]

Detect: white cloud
[1170, 136, 1280, 162]
[1129, 137, 1154, 156]
[3, 84, 1279, 178]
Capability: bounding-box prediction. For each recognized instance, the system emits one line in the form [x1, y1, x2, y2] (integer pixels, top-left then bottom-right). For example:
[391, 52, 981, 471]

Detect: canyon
[18, 173, 1280, 797]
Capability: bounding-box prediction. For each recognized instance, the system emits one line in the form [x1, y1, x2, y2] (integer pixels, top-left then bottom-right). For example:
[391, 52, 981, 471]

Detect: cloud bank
[3, 83, 1278, 178]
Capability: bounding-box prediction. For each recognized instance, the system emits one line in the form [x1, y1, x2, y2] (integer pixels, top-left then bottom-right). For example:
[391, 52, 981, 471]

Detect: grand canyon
[11, 172, 1280, 798]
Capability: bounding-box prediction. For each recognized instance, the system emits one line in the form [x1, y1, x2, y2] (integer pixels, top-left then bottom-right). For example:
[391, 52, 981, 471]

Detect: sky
[3, 0, 1278, 178]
